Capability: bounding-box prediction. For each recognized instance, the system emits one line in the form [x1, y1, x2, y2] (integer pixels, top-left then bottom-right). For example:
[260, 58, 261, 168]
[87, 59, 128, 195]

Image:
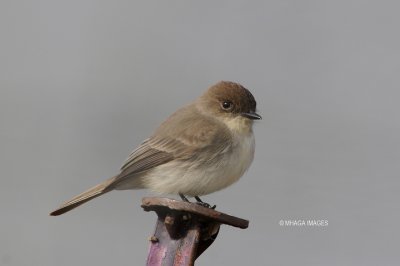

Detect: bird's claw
[195, 201, 216, 209]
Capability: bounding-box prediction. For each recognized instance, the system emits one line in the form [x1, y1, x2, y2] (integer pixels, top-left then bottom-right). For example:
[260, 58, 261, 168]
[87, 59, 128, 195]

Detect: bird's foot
[179, 194, 216, 209]
[195, 202, 216, 209]
[195, 196, 216, 209]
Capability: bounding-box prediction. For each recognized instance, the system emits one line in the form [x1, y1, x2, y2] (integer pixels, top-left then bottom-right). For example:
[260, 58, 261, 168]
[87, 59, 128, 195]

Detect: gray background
[1, 1, 399, 265]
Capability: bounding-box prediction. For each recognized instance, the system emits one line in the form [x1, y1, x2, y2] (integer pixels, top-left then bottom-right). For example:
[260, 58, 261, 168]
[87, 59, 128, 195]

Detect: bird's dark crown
[204, 81, 257, 115]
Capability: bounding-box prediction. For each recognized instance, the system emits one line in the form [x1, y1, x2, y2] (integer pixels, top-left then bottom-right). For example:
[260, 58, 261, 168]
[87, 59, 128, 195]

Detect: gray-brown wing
[118, 139, 174, 177]
[115, 105, 232, 182]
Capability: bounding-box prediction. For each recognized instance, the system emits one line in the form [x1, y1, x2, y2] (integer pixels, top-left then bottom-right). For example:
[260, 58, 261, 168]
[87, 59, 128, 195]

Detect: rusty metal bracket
[141, 197, 249, 266]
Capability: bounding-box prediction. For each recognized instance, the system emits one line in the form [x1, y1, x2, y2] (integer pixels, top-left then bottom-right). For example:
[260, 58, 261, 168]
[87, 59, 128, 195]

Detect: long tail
[50, 176, 117, 216]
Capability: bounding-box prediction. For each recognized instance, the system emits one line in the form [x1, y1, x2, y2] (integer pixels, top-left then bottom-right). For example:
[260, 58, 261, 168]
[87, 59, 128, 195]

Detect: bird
[50, 81, 261, 216]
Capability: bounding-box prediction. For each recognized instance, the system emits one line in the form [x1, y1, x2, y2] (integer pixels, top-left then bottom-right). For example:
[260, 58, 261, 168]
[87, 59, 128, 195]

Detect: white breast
[209, 132, 255, 192]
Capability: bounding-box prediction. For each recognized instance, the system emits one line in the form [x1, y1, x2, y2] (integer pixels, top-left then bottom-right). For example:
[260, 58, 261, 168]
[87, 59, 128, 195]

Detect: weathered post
[142, 197, 249, 266]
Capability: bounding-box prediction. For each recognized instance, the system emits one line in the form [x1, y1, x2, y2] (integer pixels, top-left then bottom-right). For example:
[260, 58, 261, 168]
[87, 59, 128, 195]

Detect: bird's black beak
[241, 112, 262, 120]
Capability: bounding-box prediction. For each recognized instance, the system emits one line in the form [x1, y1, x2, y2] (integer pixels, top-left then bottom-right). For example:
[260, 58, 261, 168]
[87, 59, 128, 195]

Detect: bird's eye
[221, 101, 233, 110]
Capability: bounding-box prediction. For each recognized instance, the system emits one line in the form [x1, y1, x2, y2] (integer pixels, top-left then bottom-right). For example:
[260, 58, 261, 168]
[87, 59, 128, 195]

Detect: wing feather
[119, 139, 174, 177]
[112, 105, 232, 186]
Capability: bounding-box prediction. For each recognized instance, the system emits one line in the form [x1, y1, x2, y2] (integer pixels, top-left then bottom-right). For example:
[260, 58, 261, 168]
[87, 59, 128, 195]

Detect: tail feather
[50, 176, 117, 216]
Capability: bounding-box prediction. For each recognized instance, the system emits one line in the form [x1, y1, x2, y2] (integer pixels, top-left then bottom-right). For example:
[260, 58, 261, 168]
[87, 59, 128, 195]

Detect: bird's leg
[194, 196, 203, 203]
[194, 196, 216, 209]
[179, 193, 190, 202]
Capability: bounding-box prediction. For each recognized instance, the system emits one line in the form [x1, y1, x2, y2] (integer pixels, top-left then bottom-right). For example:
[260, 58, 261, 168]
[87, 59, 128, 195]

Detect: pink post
[142, 197, 249, 266]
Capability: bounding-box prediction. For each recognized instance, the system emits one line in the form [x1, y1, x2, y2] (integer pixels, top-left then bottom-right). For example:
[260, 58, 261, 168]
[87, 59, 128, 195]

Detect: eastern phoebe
[50, 81, 261, 216]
